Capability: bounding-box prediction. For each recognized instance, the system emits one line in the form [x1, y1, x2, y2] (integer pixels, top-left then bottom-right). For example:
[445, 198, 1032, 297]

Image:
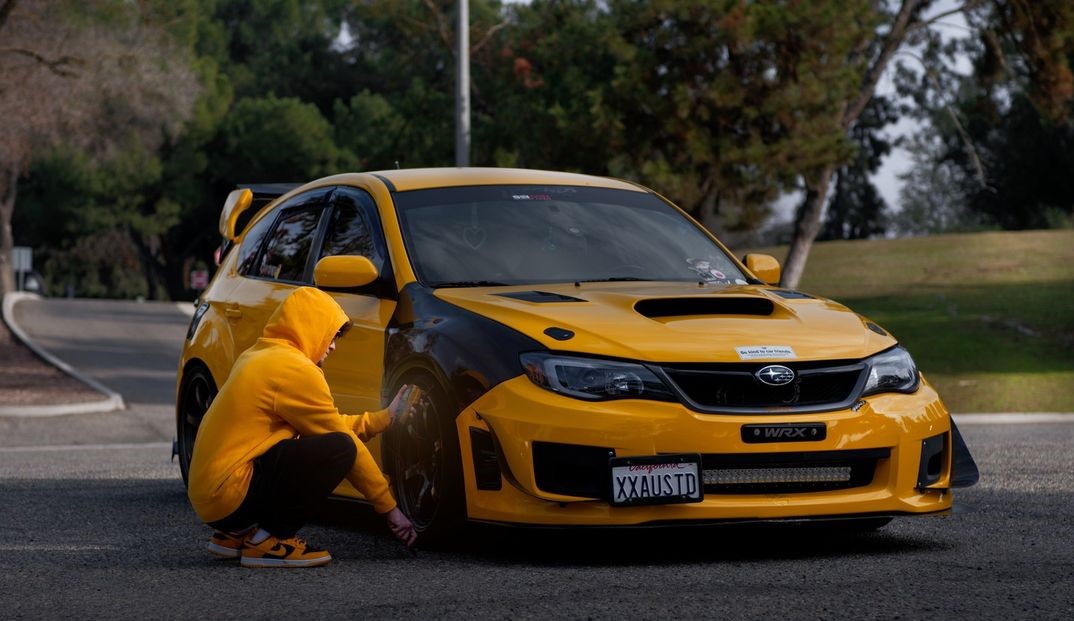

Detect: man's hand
[388, 384, 422, 425]
[385, 507, 418, 547]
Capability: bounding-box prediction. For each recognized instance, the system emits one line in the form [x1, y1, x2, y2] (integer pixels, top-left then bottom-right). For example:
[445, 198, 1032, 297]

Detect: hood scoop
[635, 297, 774, 319]
[495, 291, 587, 303]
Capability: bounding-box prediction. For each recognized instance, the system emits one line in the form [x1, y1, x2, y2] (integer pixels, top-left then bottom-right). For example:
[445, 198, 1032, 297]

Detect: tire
[176, 364, 217, 486]
[382, 372, 465, 544]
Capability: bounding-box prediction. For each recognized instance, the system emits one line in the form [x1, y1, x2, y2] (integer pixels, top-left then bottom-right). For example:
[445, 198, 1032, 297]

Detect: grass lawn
[740, 230, 1074, 413]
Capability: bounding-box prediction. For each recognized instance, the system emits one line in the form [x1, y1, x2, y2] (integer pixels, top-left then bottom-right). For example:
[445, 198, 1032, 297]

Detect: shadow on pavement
[317, 499, 951, 567]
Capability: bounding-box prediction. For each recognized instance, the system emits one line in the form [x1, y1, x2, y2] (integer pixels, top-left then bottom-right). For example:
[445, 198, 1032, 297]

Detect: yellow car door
[315, 186, 399, 498]
[226, 188, 334, 359]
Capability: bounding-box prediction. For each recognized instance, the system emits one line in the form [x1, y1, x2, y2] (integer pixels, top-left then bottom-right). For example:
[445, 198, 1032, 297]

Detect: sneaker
[240, 535, 332, 568]
[207, 530, 246, 559]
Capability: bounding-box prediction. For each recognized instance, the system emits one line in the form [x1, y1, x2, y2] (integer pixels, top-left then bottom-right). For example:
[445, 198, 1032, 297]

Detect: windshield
[394, 185, 748, 287]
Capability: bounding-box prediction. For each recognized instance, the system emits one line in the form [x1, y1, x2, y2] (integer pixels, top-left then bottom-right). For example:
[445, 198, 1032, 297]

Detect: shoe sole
[207, 541, 242, 559]
[241, 554, 332, 568]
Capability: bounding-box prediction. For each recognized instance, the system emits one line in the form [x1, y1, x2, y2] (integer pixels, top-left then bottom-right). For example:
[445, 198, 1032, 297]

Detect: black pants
[209, 432, 356, 539]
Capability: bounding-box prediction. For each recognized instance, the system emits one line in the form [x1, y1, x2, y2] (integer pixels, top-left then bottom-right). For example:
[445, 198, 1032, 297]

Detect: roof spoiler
[236, 183, 302, 200]
[218, 183, 302, 242]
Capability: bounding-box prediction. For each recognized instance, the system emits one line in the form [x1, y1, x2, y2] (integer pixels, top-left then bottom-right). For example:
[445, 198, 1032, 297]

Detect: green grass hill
[742, 230, 1074, 413]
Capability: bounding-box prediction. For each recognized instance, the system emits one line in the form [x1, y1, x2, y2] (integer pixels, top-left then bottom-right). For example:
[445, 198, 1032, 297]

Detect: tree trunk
[781, 165, 835, 289]
[125, 225, 159, 300]
[0, 166, 17, 297]
[780, 0, 921, 290]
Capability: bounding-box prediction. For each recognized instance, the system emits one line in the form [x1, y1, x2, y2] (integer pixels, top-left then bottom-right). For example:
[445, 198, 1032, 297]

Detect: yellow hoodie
[188, 287, 396, 522]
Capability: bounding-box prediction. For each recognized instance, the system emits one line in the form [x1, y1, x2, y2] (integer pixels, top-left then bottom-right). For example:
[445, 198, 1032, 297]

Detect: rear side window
[256, 209, 323, 282]
[236, 213, 274, 275]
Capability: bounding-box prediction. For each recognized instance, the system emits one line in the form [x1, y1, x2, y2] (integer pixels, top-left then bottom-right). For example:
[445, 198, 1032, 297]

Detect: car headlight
[520, 353, 677, 401]
[862, 346, 919, 395]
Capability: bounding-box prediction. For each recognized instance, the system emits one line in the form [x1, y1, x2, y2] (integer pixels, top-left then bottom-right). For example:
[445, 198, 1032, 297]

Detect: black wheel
[177, 364, 217, 486]
[383, 372, 465, 543]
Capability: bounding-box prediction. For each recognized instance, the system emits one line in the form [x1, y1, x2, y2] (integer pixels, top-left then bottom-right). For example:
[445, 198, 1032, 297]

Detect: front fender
[384, 283, 542, 414]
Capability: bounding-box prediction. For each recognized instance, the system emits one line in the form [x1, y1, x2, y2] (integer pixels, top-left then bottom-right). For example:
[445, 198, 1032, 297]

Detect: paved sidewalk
[0, 294, 112, 414]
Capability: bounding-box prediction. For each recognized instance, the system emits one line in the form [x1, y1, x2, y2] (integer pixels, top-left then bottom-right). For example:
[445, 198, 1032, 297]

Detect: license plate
[609, 454, 703, 506]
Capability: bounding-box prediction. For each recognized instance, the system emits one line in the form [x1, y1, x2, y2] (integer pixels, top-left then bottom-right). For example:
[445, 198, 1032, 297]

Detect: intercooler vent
[701, 448, 887, 494]
[635, 297, 774, 319]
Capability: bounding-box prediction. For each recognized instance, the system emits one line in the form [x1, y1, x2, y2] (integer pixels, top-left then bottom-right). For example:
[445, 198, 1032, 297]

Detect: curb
[952, 413, 1074, 425]
[1, 292, 126, 417]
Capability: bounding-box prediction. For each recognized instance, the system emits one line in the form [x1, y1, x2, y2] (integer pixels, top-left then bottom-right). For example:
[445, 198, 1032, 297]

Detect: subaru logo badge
[756, 365, 795, 386]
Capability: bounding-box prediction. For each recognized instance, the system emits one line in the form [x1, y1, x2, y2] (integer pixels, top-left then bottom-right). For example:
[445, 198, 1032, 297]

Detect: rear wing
[216, 183, 301, 264]
[218, 183, 301, 242]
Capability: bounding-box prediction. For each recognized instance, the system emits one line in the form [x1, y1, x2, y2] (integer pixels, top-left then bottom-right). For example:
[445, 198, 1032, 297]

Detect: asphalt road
[1, 299, 1072, 619]
[0, 298, 188, 446]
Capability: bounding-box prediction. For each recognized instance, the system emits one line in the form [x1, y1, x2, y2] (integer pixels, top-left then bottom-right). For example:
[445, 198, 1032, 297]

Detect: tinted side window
[320, 192, 378, 265]
[236, 212, 275, 276]
[256, 209, 323, 282]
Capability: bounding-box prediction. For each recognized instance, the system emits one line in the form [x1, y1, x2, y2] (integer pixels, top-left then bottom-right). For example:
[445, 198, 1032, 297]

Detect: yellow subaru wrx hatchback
[177, 167, 977, 538]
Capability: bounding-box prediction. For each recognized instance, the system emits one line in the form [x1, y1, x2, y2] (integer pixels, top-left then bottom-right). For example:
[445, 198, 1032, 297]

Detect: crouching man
[187, 286, 416, 568]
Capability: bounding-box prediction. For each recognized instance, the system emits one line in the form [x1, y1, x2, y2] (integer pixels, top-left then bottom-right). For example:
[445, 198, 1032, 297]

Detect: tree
[215, 95, 355, 183]
[210, 0, 353, 109]
[0, 0, 198, 296]
[471, 0, 875, 243]
[336, 0, 509, 168]
[779, 0, 931, 287]
[895, 1, 1074, 233]
[820, 97, 896, 240]
[784, 0, 1074, 288]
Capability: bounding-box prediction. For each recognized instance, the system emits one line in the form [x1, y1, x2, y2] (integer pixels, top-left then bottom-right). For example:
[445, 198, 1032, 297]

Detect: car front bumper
[455, 375, 957, 526]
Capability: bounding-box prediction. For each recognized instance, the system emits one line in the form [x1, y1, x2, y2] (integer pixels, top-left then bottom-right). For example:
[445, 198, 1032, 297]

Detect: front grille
[533, 441, 614, 498]
[530, 444, 888, 499]
[658, 360, 866, 413]
[701, 448, 887, 494]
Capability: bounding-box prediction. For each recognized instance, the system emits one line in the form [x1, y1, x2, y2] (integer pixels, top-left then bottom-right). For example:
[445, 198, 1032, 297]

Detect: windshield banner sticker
[685, 257, 728, 282]
[736, 345, 797, 360]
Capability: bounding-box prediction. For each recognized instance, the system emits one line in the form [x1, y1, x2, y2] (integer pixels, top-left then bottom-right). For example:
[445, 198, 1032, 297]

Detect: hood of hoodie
[261, 287, 350, 363]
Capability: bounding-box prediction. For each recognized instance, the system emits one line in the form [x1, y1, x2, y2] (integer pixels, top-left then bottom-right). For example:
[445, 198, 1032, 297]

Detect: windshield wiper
[432, 280, 511, 288]
[574, 277, 653, 283]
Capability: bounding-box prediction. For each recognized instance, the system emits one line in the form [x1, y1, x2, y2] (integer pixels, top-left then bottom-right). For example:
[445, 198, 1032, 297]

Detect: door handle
[225, 307, 242, 319]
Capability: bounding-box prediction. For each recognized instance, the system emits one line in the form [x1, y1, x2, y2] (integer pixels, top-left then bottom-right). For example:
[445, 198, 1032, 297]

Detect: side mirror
[314, 255, 379, 289]
[743, 254, 781, 286]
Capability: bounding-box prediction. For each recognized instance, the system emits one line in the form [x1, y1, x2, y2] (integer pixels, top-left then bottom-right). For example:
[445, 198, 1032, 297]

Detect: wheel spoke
[415, 478, 435, 515]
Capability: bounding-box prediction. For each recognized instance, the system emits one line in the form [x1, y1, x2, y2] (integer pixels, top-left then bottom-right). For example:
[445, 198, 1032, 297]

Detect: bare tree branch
[907, 0, 987, 33]
[0, 47, 84, 77]
[921, 62, 993, 191]
[842, 0, 922, 129]
[471, 19, 508, 55]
